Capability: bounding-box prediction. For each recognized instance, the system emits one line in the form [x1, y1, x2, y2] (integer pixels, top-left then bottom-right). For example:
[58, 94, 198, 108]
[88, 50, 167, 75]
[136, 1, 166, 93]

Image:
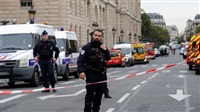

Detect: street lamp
[92, 21, 98, 30]
[128, 32, 132, 43]
[28, 6, 36, 23]
[120, 29, 124, 42]
[112, 27, 116, 44]
[134, 33, 137, 42]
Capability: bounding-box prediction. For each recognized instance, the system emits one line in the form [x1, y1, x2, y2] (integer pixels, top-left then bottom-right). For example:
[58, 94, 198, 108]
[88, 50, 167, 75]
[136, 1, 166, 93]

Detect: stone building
[0, 0, 141, 48]
[147, 13, 166, 29]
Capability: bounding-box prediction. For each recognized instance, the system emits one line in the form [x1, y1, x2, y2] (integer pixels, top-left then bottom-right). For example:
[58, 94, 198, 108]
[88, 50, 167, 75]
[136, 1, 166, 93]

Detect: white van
[0, 24, 58, 86]
[113, 42, 135, 66]
[55, 31, 79, 80]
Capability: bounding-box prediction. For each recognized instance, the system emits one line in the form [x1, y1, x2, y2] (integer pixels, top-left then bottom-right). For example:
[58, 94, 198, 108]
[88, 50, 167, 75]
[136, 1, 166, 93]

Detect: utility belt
[85, 64, 105, 73]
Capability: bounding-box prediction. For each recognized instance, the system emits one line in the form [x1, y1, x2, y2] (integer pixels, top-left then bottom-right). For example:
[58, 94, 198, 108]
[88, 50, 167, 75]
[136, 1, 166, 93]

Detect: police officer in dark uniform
[33, 30, 60, 92]
[78, 29, 110, 112]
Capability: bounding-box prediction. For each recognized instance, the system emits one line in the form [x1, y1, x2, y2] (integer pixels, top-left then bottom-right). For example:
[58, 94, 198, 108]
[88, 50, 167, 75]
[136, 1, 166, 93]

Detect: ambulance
[132, 43, 149, 64]
[54, 31, 79, 80]
[143, 42, 156, 59]
[0, 24, 58, 86]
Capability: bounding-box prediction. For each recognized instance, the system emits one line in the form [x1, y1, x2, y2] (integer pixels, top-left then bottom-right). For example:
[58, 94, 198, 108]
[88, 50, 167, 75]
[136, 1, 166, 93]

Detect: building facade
[0, 0, 141, 48]
[166, 25, 179, 44]
[147, 13, 166, 29]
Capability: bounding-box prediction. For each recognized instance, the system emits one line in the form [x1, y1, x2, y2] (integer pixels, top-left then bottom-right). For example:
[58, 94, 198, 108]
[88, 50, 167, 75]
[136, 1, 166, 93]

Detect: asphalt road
[0, 51, 200, 112]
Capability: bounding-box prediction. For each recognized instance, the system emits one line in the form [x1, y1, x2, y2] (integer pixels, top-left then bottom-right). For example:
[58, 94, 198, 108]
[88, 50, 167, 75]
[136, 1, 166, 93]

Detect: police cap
[42, 30, 48, 35]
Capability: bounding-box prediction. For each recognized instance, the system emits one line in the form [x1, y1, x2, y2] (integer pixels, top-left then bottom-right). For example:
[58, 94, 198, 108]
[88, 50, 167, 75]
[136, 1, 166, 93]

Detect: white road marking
[107, 71, 121, 75]
[152, 65, 157, 66]
[0, 94, 27, 104]
[127, 70, 137, 73]
[140, 81, 147, 84]
[38, 89, 86, 100]
[106, 108, 115, 112]
[179, 70, 188, 74]
[141, 65, 147, 67]
[131, 85, 141, 91]
[117, 93, 130, 103]
[162, 70, 170, 73]
[59, 81, 77, 85]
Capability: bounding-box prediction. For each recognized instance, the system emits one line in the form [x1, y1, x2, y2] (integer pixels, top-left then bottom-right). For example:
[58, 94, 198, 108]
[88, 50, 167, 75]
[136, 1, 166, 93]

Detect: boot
[104, 94, 112, 98]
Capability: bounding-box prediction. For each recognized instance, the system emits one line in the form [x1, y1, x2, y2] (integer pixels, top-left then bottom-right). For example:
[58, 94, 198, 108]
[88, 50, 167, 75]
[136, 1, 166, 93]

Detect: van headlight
[19, 55, 29, 67]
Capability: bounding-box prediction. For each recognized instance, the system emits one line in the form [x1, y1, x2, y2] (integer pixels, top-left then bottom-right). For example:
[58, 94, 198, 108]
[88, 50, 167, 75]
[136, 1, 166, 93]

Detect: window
[69, 40, 78, 53]
[20, 0, 32, 7]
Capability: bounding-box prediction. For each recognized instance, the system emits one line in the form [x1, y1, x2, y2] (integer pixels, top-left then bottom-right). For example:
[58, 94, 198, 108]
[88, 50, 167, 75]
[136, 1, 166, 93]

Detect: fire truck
[143, 42, 156, 59]
[187, 34, 199, 70]
[194, 35, 200, 74]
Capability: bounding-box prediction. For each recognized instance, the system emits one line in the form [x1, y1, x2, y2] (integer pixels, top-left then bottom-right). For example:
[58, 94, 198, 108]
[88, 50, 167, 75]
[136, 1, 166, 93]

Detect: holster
[84, 64, 104, 73]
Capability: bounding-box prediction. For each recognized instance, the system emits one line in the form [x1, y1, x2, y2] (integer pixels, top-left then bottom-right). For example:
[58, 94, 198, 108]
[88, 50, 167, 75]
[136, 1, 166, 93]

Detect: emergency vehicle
[106, 49, 126, 67]
[143, 42, 156, 59]
[186, 34, 199, 70]
[194, 35, 200, 74]
[132, 43, 149, 64]
[55, 30, 79, 80]
[113, 42, 135, 66]
[0, 24, 58, 86]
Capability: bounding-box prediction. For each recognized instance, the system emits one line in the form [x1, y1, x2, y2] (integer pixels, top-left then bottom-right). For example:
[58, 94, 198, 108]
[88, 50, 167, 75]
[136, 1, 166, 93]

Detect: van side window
[69, 40, 78, 53]
[33, 34, 40, 46]
[48, 36, 56, 44]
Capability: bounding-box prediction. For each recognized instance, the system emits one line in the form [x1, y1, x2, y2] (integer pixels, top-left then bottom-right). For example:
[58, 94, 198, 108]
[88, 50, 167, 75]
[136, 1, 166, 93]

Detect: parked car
[154, 48, 160, 57]
[180, 47, 184, 55]
[183, 45, 188, 59]
[106, 49, 126, 67]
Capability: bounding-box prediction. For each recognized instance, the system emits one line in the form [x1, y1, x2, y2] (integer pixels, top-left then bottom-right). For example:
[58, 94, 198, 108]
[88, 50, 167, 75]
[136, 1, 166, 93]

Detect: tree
[141, 12, 151, 39]
[195, 26, 200, 33]
[176, 35, 185, 44]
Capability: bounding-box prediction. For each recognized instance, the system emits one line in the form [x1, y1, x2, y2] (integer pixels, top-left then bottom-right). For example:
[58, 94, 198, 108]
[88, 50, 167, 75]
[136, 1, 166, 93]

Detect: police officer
[33, 30, 60, 92]
[102, 71, 112, 98]
[78, 29, 110, 112]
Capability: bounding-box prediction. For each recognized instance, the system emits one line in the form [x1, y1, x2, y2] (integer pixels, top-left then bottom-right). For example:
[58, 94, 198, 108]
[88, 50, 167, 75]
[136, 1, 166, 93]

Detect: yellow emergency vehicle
[194, 35, 200, 74]
[186, 34, 199, 70]
[132, 43, 149, 64]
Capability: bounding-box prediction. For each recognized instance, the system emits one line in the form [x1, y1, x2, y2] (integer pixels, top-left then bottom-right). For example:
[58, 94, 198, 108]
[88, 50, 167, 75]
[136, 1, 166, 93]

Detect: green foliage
[195, 26, 200, 33]
[176, 35, 185, 44]
[141, 13, 151, 38]
[141, 12, 170, 47]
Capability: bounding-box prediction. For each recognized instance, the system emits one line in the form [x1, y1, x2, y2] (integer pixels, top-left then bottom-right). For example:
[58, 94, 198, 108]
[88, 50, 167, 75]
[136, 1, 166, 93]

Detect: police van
[55, 31, 79, 80]
[0, 24, 58, 86]
[113, 42, 135, 66]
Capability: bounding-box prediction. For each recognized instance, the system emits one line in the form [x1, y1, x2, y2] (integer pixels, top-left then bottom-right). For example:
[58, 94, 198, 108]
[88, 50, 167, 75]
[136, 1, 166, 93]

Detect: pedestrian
[33, 30, 60, 92]
[77, 29, 110, 112]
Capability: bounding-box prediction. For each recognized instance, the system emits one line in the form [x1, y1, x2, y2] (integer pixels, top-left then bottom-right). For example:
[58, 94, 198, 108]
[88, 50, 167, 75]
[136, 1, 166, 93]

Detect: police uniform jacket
[33, 40, 60, 60]
[77, 40, 110, 82]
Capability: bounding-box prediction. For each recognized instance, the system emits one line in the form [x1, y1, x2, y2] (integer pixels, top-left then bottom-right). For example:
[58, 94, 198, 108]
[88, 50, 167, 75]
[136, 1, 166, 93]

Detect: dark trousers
[102, 72, 109, 95]
[84, 83, 103, 112]
[39, 59, 56, 88]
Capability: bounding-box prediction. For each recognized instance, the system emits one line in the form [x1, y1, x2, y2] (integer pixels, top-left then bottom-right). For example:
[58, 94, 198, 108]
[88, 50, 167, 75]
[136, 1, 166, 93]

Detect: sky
[141, 0, 200, 34]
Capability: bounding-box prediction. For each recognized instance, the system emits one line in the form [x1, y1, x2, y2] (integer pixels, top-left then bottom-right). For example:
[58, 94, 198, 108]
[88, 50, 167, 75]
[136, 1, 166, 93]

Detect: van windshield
[0, 34, 33, 51]
[119, 48, 130, 55]
[133, 47, 144, 54]
[56, 39, 69, 51]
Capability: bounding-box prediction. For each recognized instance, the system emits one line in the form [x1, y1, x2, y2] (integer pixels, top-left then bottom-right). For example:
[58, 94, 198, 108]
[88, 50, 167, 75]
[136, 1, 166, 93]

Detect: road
[0, 51, 200, 112]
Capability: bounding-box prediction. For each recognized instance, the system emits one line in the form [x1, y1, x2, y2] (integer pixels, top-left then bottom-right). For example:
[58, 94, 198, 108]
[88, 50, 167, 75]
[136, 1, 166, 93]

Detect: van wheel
[195, 69, 200, 75]
[54, 66, 58, 83]
[74, 71, 79, 78]
[7, 81, 15, 86]
[63, 67, 69, 80]
[189, 65, 193, 70]
[30, 67, 40, 87]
